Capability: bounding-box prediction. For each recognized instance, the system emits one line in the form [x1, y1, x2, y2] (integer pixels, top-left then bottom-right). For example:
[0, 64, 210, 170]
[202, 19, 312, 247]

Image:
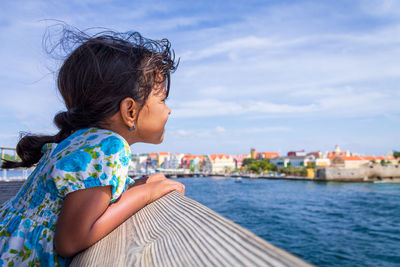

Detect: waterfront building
[128, 155, 136, 171]
[250, 148, 257, 159]
[306, 151, 320, 158]
[148, 153, 157, 169]
[287, 150, 306, 157]
[382, 154, 399, 164]
[271, 156, 303, 169]
[169, 153, 185, 169]
[232, 154, 250, 169]
[307, 151, 330, 167]
[181, 154, 205, 171]
[343, 156, 368, 168]
[315, 157, 330, 167]
[329, 155, 368, 168]
[322, 153, 398, 169]
[385, 152, 399, 164]
[131, 153, 150, 172]
[329, 155, 344, 167]
[270, 157, 288, 169]
[360, 155, 397, 165]
[202, 157, 212, 173]
[325, 145, 350, 158]
[362, 156, 385, 164]
[207, 154, 235, 173]
[256, 152, 279, 160]
[157, 152, 170, 168]
[321, 145, 399, 168]
[271, 155, 316, 170]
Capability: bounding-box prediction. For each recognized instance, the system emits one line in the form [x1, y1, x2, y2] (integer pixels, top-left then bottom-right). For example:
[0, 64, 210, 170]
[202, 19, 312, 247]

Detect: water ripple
[177, 177, 400, 267]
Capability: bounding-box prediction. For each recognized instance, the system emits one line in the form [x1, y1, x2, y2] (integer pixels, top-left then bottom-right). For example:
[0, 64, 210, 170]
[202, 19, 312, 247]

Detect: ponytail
[2, 134, 55, 169]
[1, 110, 86, 169]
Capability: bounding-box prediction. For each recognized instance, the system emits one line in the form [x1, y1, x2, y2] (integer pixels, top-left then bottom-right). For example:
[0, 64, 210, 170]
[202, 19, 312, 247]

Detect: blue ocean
[174, 177, 400, 267]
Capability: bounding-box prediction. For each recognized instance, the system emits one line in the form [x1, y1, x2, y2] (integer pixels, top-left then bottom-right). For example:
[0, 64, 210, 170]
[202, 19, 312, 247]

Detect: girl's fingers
[176, 183, 185, 195]
[181, 184, 185, 194]
[147, 173, 167, 183]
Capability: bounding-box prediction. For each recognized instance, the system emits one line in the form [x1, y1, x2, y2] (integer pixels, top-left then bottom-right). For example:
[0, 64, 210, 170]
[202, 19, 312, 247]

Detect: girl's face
[135, 82, 171, 144]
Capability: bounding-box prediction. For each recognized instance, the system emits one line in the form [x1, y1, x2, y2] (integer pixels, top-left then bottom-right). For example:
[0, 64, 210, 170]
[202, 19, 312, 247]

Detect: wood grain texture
[0, 180, 25, 204]
[71, 191, 312, 267]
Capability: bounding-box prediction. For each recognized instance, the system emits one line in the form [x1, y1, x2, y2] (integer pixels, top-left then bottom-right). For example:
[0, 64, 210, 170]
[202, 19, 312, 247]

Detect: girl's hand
[146, 172, 167, 183]
[147, 179, 185, 204]
[129, 173, 167, 187]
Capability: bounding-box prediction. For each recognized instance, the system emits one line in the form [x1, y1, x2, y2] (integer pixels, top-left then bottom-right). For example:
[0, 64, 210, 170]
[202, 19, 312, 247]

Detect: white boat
[235, 177, 242, 183]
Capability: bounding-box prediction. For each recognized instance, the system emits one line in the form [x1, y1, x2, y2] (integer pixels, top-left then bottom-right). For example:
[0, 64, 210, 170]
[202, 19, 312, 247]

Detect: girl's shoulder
[42, 127, 131, 159]
[43, 127, 132, 201]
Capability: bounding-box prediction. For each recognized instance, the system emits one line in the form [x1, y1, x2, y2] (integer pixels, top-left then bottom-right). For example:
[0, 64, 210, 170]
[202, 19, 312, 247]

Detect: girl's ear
[119, 97, 138, 128]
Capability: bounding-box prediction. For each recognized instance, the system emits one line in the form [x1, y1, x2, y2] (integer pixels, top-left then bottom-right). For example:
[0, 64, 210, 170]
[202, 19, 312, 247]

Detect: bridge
[130, 170, 214, 178]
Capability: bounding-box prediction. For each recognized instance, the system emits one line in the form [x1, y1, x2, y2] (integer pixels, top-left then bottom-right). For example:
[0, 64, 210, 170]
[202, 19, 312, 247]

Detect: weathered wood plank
[0, 180, 25, 204]
[71, 191, 312, 267]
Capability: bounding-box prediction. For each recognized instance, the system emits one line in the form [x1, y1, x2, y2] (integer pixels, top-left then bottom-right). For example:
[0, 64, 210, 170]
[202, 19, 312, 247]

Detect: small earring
[128, 125, 135, 132]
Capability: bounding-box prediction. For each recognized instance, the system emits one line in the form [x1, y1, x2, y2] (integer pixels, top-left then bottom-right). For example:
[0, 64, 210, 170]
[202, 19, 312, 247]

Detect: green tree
[249, 164, 259, 173]
[280, 166, 293, 175]
[393, 151, 400, 159]
[224, 166, 232, 173]
[242, 158, 256, 166]
[279, 166, 307, 176]
[1, 153, 19, 161]
[297, 168, 307, 176]
[306, 162, 316, 169]
[1, 153, 20, 168]
[243, 158, 277, 173]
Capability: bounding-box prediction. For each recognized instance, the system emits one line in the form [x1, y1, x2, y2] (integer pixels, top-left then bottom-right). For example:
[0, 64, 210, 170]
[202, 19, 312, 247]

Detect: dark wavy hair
[2, 25, 178, 169]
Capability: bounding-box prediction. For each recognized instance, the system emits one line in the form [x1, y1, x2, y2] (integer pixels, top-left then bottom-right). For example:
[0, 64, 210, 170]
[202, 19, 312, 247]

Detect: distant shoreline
[2, 174, 400, 183]
[2, 175, 400, 205]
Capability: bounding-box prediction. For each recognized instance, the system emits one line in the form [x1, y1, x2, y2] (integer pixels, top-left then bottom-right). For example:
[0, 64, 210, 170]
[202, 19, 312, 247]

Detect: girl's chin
[158, 131, 165, 143]
[152, 129, 165, 144]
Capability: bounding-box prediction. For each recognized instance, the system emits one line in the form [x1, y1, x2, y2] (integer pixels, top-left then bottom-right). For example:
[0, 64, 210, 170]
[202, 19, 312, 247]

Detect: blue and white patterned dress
[0, 127, 134, 266]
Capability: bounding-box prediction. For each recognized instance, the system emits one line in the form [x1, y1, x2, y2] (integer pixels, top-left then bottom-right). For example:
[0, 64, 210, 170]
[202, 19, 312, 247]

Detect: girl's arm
[54, 178, 185, 258]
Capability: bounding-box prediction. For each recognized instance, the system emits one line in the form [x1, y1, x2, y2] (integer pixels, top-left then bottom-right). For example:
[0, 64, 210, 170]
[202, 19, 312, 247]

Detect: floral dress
[0, 127, 134, 266]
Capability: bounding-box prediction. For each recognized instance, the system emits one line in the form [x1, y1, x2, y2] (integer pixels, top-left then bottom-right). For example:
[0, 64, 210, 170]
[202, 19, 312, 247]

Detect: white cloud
[169, 125, 228, 138]
[243, 126, 292, 133]
[215, 126, 226, 133]
[359, 0, 400, 17]
[1, 0, 399, 155]
[170, 99, 315, 118]
[167, 124, 291, 140]
[181, 36, 277, 61]
[169, 84, 399, 119]
[175, 129, 190, 136]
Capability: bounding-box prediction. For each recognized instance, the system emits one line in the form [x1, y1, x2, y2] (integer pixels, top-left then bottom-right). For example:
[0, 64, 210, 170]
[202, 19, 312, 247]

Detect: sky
[0, 0, 399, 156]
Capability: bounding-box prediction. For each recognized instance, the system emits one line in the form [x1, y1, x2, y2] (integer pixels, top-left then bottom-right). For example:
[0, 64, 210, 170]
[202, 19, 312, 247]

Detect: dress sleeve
[51, 135, 132, 203]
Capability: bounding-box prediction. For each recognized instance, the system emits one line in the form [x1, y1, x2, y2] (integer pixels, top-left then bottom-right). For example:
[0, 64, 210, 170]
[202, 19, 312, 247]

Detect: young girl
[0, 28, 185, 266]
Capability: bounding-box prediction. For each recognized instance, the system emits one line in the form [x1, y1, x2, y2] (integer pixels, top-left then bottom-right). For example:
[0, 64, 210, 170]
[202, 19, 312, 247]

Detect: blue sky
[0, 0, 399, 156]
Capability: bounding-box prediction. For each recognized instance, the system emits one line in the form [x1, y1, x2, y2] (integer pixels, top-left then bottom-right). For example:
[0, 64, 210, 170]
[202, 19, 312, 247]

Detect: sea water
[174, 177, 400, 267]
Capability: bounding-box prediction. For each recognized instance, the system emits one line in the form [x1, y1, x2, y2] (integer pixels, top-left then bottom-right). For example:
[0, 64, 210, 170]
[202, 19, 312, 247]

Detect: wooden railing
[71, 191, 312, 267]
